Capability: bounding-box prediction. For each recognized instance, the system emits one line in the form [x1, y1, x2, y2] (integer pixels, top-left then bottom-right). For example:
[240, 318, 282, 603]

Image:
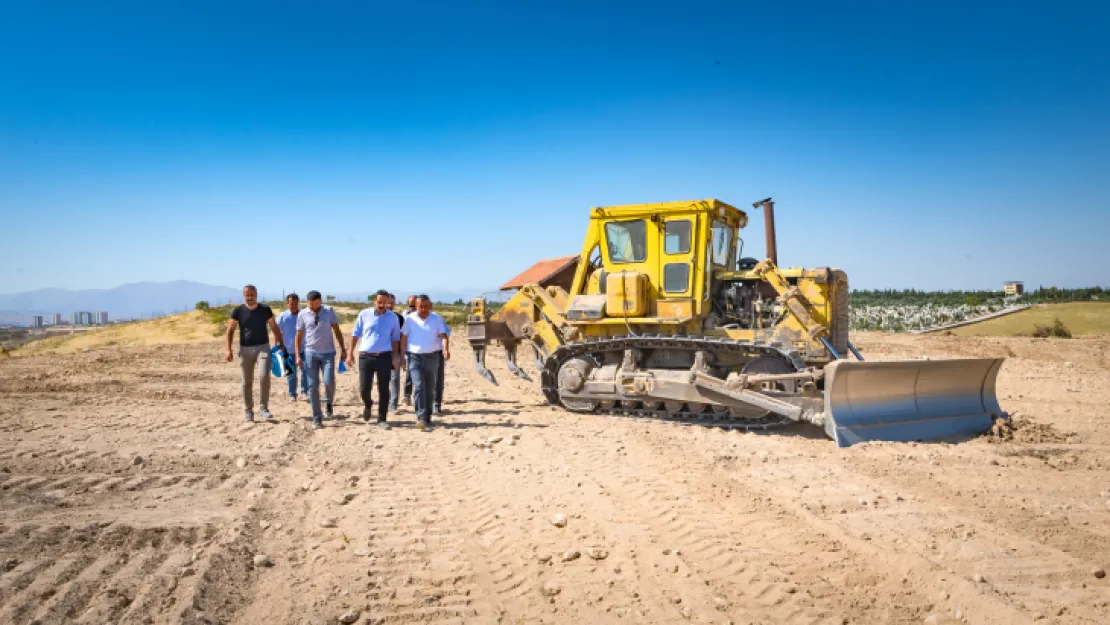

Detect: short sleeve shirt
[231, 304, 273, 346]
[296, 306, 339, 352]
[275, 310, 299, 352]
[351, 308, 401, 353]
[400, 312, 449, 353]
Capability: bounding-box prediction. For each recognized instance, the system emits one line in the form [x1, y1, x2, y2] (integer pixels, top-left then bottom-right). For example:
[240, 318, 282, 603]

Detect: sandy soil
[1, 331, 1108, 625]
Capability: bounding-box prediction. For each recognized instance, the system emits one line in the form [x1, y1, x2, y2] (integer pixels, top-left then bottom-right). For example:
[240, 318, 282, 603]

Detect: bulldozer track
[541, 334, 804, 429]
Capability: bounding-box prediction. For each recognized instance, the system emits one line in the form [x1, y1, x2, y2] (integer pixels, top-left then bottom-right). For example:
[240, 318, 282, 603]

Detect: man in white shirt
[400, 294, 451, 431]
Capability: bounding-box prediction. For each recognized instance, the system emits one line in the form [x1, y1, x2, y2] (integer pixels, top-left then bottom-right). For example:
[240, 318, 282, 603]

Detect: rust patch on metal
[500, 256, 579, 291]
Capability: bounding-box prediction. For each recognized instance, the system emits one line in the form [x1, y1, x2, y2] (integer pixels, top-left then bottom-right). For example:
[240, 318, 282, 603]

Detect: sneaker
[388, 403, 397, 412]
[260, 408, 274, 421]
[312, 419, 324, 429]
[361, 408, 371, 422]
[326, 402, 334, 418]
[376, 420, 391, 431]
[416, 419, 429, 432]
[244, 411, 254, 424]
[288, 395, 297, 403]
[433, 406, 442, 415]
[299, 393, 309, 402]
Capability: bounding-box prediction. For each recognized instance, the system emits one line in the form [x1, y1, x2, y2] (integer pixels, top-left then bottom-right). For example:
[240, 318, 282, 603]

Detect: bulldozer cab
[574, 199, 747, 320]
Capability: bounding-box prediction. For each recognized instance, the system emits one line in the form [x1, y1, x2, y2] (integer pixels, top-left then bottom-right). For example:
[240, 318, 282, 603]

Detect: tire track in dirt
[451, 359, 908, 624]
[615, 422, 1110, 624]
[562, 427, 908, 624]
[0, 520, 246, 625]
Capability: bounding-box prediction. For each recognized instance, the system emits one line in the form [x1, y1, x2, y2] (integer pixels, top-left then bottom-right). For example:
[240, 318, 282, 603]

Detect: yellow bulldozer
[467, 198, 1006, 447]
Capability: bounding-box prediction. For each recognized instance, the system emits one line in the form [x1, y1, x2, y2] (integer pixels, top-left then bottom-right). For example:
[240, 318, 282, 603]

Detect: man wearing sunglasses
[295, 290, 347, 429]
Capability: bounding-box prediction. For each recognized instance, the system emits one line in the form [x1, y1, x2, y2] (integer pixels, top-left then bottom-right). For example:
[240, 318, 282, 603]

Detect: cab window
[664, 220, 691, 254]
[711, 222, 733, 266]
[605, 220, 647, 263]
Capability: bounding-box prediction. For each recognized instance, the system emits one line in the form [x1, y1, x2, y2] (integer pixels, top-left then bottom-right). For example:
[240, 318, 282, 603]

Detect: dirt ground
[1, 331, 1108, 625]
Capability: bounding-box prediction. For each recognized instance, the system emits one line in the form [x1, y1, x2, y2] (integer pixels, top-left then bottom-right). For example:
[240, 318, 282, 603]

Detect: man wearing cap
[275, 293, 307, 402]
[399, 294, 450, 431]
[347, 289, 401, 429]
[225, 284, 287, 423]
[295, 290, 347, 429]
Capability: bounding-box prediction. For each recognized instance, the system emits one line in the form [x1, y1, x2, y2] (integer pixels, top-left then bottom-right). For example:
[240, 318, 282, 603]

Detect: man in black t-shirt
[225, 284, 287, 423]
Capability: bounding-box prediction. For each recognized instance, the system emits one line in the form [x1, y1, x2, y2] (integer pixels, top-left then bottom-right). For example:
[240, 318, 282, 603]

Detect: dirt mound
[987, 413, 1075, 444]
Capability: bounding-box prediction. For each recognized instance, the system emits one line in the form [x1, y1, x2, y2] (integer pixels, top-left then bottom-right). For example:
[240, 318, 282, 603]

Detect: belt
[360, 351, 391, 356]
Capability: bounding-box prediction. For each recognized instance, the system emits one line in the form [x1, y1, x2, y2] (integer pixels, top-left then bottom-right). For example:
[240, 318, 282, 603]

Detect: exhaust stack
[753, 197, 777, 266]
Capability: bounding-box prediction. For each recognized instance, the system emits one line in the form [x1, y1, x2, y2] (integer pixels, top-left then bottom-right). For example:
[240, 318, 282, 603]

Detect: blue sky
[1, 0, 1107, 295]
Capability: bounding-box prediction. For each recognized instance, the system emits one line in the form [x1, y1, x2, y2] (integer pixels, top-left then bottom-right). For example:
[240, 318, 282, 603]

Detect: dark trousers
[358, 352, 393, 420]
[435, 350, 445, 410]
[407, 352, 440, 422]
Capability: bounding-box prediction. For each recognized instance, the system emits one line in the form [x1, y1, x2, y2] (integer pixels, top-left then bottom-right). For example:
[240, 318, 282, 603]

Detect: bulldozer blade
[822, 358, 1005, 447]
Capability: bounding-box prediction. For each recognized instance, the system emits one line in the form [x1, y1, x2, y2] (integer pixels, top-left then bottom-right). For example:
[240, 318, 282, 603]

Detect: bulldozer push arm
[752, 259, 864, 359]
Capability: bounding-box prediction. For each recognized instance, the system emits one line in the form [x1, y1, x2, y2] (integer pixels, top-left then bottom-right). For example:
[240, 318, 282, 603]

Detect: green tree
[326, 295, 336, 302]
[195, 301, 210, 311]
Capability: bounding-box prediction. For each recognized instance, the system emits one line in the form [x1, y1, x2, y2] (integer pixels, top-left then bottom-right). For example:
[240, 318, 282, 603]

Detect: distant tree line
[850, 286, 1104, 307]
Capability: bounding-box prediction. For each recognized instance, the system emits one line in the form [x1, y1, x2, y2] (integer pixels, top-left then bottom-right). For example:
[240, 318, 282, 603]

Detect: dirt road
[1, 332, 1108, 624]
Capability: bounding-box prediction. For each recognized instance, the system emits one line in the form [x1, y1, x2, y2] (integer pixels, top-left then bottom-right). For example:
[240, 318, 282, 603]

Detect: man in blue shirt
[400, 294, 451, 431]
[275, 293, 307, 402]
[295, 290, 347, 429]
[347, 289, 401, 429]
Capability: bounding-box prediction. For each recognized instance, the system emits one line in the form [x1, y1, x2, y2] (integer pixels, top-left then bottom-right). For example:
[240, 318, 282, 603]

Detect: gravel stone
[586, 548, 609, 560]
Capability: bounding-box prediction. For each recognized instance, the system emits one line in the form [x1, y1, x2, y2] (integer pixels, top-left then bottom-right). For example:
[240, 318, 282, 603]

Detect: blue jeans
[407, 352, 440, 422]
[286, 350, 306, 397]
[304, 350, 336, 420]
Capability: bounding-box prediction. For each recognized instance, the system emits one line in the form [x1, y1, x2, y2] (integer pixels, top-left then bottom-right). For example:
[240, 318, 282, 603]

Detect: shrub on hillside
[1032, 318, 1072, 338]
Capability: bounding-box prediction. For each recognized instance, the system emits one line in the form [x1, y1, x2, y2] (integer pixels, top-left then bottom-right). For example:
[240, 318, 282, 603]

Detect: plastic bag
[270, 345, 293, 378]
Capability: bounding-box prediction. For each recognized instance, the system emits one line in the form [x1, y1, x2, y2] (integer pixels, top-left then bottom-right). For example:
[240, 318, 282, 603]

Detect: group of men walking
[226, 285, 451, 431]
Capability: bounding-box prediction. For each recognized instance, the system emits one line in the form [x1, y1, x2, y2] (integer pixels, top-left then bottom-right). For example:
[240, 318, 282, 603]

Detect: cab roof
[590, 199, 748, 227]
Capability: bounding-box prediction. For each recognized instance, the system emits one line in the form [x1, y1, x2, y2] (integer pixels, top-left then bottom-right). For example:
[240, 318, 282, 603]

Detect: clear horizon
[2, 2, 1108, 293]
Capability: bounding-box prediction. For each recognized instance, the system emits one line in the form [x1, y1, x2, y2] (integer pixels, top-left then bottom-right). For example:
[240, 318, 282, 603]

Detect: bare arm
[399, 334, 408, 369]
[332, 323, 346, 357]
[348, 334, 359, 366]
[268, 318, 285, 351]
[295, 330, 304, 365]
[439, 332, 450, 361]
[225, 320, 238, 362]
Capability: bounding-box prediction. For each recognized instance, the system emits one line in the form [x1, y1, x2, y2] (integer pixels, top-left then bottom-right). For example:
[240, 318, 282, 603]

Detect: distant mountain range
[0, 281, 503, 326]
